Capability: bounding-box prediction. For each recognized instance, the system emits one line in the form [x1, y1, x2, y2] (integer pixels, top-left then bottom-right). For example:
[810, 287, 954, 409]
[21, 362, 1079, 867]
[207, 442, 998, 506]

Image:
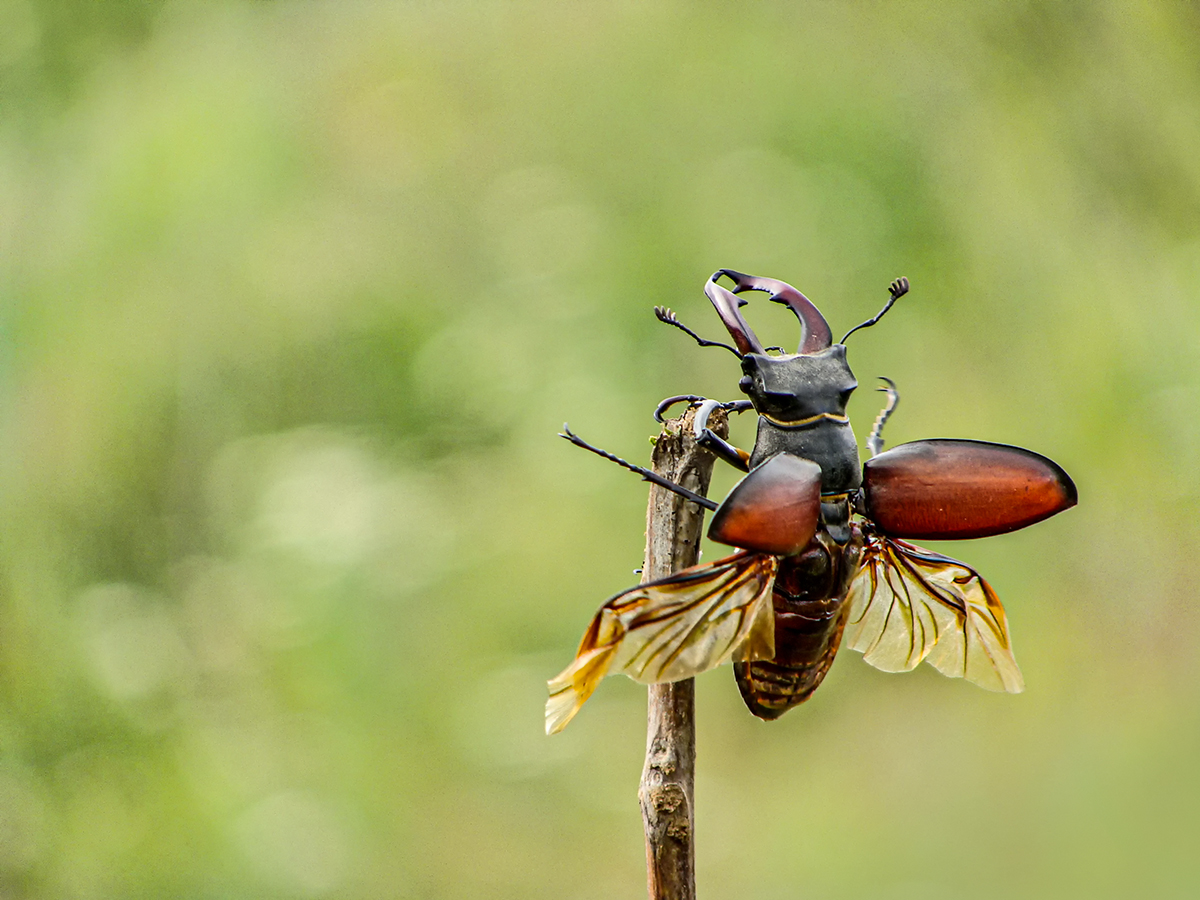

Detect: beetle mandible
[547, 270, 1076, 733]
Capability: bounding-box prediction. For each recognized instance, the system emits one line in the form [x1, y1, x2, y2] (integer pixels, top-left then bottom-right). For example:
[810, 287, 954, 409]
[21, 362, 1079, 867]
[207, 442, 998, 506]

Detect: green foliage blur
[1, 1, 1198, 897]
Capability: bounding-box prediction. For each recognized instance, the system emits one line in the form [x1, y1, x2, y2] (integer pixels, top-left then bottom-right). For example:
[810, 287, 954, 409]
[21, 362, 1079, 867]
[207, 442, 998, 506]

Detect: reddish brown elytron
[862, 439, 1078, 539]
[548, 272, 1076, 734]
[708, 454, 822, 556]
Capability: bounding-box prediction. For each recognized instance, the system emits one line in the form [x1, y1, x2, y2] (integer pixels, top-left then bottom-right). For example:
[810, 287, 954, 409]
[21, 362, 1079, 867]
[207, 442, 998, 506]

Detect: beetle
[546, 270, 1076, 734]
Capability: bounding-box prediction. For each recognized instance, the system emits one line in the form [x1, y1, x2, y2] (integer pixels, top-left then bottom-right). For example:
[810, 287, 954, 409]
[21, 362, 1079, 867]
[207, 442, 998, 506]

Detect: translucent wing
[844, 536, 1024, 693]
[546, 552, 779, 734]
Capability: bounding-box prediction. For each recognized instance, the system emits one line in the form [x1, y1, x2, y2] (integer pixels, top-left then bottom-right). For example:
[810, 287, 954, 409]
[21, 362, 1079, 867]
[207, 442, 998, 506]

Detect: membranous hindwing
[546, 552, 779, 734]
[844, 535, 1024, 692]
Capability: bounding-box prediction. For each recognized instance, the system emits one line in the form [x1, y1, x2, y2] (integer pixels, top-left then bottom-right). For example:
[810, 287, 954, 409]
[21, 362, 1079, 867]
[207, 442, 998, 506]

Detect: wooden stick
[638, 405, 729, 900]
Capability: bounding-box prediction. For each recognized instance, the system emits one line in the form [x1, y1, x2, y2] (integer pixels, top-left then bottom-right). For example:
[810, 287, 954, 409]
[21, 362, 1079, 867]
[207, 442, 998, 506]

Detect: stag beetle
[547, 270, 1076, 733]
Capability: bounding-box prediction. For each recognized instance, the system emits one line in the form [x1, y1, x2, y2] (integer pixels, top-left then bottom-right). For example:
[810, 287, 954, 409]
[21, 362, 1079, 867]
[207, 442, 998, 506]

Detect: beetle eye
[738, 376, 753, 394]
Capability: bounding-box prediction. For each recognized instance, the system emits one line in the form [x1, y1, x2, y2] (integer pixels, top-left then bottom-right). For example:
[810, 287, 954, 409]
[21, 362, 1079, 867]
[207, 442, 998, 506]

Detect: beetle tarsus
[560, 424, 719, 511]
[866, 377, 900, 458]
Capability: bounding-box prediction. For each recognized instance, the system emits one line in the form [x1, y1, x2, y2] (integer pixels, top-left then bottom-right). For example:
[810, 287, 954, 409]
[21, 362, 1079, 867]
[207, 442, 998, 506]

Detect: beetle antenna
[560, 424, 719, 511]
[866, 377, 899, 458]
[654, 306, 741, 357]
[840, 277, 909, 344]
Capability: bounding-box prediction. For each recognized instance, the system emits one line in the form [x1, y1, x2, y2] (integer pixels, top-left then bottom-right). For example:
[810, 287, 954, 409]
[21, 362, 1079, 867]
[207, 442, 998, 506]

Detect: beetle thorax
[738, 345, 857, 425]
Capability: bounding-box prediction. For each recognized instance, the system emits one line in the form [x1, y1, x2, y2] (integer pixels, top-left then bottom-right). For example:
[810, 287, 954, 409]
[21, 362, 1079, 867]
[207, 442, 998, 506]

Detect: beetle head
[705, 270, 856, 421]
[737, 345, 858, 423]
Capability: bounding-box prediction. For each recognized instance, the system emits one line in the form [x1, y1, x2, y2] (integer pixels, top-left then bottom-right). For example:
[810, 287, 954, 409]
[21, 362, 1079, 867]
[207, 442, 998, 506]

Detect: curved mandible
[716, 269, 833, 354]
[704, 274, 766, 357]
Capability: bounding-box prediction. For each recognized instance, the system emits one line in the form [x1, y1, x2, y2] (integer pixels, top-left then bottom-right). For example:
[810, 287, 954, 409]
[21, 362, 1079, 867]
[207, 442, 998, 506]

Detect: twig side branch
[638, 406, 728, 900]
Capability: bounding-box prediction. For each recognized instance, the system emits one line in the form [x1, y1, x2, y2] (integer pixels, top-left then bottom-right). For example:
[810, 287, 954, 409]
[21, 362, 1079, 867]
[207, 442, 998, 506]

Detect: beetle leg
[866, 377, 900, 458]
[693, 399, 751, 471]
[560, 425, 719, 511]
[653, 394, 705, 423]
[654, 395, 753, 422]
[720, 399, 755, 415]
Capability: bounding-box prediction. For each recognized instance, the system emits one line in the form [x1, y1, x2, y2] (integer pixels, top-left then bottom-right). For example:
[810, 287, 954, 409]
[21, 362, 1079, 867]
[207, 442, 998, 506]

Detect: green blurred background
[1, 1, 1198, 897]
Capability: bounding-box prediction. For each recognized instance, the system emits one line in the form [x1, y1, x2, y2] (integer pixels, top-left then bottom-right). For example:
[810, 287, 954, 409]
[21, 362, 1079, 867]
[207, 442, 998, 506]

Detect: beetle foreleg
[560, 424, 719, 511]
[866, 377, 900, 458]
[654, 395, 752, 423]
[652, 396, 753, 470]
[653, 394, 706, 423]
[693, 399, 751, 471]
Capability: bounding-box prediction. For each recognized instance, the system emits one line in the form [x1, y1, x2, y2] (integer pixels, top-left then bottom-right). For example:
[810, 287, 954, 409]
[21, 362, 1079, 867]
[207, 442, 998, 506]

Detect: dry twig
[638, 406, 728, 900]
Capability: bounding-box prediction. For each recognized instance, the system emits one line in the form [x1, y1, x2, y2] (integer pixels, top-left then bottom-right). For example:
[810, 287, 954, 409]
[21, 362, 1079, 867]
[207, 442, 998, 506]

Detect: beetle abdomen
[733, 593, 848, 720]
[733, 537, 856, 719]
[863, 439, 1077, 540]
